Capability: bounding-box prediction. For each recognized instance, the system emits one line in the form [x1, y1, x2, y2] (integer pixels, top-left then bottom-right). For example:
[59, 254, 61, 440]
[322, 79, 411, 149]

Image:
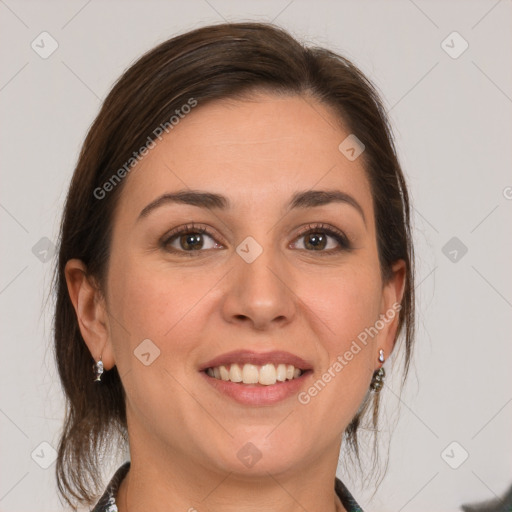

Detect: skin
[66, 93, 405, 512]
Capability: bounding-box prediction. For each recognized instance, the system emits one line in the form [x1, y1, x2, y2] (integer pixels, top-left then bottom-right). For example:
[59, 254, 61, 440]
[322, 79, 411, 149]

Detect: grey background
[1, 1, 511, 511]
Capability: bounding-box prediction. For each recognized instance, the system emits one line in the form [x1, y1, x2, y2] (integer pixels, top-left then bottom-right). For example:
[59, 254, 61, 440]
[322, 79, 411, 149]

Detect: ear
[64, 259, 116, 370]
[377, 259, 406, 364]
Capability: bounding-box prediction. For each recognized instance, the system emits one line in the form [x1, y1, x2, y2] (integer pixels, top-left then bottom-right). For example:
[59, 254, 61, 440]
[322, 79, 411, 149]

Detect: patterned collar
[91, 462, 364, 512]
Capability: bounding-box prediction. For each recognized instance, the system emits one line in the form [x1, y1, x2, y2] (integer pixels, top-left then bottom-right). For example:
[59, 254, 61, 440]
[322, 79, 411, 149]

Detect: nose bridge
[223, 234, 296, 328]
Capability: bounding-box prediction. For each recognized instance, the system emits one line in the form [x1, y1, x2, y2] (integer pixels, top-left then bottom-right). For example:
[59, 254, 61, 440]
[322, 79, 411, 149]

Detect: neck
[115, 429, 347, 512]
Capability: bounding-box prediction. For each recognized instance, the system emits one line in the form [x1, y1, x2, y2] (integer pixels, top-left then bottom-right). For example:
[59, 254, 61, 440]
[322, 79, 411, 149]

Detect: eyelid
[160, 223, 225, 250]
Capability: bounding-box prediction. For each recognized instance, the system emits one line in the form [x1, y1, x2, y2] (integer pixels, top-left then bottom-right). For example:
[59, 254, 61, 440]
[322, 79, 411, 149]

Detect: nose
[220, 243, 297, 331]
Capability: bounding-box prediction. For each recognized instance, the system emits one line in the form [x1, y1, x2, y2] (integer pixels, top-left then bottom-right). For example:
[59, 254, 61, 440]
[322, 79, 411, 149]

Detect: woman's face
[96, 93, 404, 477]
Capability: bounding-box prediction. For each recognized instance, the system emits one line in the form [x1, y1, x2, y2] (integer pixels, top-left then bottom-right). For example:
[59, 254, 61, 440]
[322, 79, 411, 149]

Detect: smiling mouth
[204, 362, 308, 386]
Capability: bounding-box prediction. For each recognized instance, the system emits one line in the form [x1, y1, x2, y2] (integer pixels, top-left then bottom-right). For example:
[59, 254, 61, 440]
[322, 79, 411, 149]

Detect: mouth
[199, 350, 313, 405]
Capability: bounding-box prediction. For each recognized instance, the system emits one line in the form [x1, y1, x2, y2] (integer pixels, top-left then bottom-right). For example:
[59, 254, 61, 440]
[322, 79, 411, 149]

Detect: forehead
[115, 93, 373, 221]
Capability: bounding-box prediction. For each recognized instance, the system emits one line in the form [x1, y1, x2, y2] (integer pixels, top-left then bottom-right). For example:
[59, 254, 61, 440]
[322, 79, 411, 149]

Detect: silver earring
[370, 367, 385, 392]
[93, 357, 104, 382]
[370, 349, 385, 392]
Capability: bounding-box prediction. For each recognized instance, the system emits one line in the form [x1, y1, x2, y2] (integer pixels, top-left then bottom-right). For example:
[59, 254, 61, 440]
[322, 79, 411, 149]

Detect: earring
[93, 357, 104, 382]
[370, 349, 385, 392]
[370, 367, 385, 392]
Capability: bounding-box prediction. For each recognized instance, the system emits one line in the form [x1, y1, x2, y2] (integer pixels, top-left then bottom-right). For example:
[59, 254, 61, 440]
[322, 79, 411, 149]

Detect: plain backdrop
[0, 1, 511, 511]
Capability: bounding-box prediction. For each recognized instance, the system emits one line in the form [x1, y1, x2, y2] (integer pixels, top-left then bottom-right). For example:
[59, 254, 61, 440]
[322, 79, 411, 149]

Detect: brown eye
[161, 224, 223, 255]
[292, 224, 351, 254]
[176, 232, 207, 251]
[303, 232, 328, 250]
[166, 231, 218, 251]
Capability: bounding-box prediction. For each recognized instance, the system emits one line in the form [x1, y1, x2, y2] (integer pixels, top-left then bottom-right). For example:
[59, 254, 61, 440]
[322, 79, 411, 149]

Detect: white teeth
[242, 364, 259, 384]
[276, 364, 287, 382]
[259, 363, 277, 385]
[206, 362, 304, 385]
[229, 363, 243, 382]
[219, 365, 230, 381]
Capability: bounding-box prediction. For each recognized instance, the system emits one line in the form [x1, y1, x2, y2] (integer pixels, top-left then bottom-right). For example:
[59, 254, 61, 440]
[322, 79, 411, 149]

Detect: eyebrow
[137, 189, 366, 225]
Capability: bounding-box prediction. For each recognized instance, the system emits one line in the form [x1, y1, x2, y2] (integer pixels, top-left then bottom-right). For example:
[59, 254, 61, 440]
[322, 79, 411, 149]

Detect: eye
[160, 222, 351, 257]
[161, 223, 223, 255]
[291, 223, 351, 254]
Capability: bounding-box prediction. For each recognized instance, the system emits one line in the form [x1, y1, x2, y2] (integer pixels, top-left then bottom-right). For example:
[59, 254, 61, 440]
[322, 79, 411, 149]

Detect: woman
[54, 22, 415, 511]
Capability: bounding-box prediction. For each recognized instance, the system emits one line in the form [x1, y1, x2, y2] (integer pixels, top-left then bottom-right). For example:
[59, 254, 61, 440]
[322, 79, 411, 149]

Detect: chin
[206, 429, 308, 478]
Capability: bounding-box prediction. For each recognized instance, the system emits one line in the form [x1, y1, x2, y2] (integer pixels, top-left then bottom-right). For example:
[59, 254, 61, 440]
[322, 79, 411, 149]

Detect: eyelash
[161, 222, 351, 257]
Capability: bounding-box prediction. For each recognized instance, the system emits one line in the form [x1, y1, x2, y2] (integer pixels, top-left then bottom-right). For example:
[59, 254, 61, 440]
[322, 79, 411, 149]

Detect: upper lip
[199, 350, 313, 372]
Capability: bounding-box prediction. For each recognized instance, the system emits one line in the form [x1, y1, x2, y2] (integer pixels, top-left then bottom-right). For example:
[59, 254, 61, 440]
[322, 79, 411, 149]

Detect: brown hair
[53, 21, 415, 507]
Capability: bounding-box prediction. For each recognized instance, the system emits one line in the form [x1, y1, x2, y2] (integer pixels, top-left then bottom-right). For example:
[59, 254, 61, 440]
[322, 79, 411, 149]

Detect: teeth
[229, 363, 243, 382]
[276, 364, 287, 382]
[259, 363, 276, 385]
[219, 365, 230, 381]
[206, 363, 303, 385]
[242, 363, 259, 384]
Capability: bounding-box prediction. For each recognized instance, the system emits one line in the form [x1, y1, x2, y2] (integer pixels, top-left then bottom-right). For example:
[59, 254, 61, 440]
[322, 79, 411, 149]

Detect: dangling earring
[370, 349, 385, 392]
[93, 356, 104, 382]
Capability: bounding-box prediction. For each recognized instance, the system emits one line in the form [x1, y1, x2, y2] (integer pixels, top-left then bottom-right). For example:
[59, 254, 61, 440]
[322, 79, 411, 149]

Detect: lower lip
[200, 371, 311, 406]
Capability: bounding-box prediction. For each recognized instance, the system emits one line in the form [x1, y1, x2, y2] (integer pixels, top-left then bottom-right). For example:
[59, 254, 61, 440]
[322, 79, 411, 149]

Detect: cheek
[302, 263, 382, 348]
[296, 263, 383, 410]
[105, 254, 219, 368]
[104, 256, 212, 421]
